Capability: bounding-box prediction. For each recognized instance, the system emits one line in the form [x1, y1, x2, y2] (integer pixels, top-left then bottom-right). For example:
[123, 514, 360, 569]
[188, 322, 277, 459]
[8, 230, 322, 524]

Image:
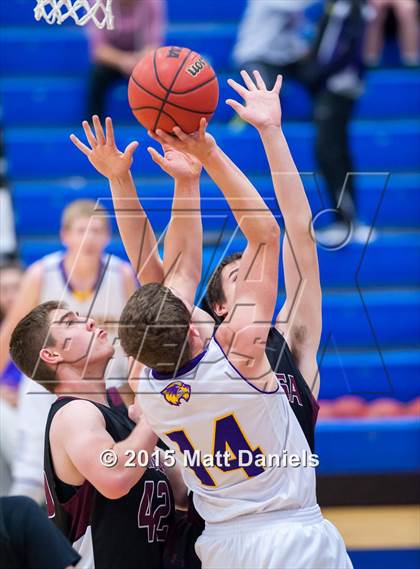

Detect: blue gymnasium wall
[1, 0, 419, 498]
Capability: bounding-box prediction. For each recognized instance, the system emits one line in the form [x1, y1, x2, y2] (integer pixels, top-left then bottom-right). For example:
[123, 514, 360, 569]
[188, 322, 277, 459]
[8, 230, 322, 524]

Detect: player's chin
[91, 341, 115, 361]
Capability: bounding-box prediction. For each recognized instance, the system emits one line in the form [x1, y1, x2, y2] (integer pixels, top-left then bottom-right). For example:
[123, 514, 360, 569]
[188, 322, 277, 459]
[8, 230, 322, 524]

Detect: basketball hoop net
[34, 0, 114, 29]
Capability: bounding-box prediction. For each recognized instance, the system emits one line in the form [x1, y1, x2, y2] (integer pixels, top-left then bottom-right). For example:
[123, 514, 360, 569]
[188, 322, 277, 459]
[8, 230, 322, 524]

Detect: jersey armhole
[211, 335, 279, 395]
[271, 328, 320, 419]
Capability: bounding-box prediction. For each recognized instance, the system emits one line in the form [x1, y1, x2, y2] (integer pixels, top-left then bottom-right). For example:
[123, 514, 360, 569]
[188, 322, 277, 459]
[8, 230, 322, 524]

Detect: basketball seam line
[153, 48, 192, 132]
[130, 76, 215, 115]
[135, 106, 183, 129]
[150, 48, 215, 95]
[170, 75, 218, 95]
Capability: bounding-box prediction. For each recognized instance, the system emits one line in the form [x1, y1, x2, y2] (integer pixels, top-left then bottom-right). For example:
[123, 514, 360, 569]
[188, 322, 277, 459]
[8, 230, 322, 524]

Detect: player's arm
[122, 262, 138, 300]
[146, 142, 203, 307]
[54, 400, 158, 500]
[152, 121, 280, 390]
[0, 262, 42, 374]
[227, 71, 322, 398]
[70, 116, 164, 285]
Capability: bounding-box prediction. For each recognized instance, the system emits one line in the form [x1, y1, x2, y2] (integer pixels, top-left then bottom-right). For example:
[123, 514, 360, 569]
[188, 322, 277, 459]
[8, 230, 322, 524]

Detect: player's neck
[63, 252, 102, 282]
[55, 362, 109, 406]
[190, 336, 205, 360]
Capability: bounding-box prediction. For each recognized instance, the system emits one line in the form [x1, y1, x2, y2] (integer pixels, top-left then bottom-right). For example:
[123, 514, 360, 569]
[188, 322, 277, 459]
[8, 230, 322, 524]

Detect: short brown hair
[61, 199, 110, 231]
[205, 252, 242, 320]
[9, 301, 66, 393]
[119, 284, 192, 373]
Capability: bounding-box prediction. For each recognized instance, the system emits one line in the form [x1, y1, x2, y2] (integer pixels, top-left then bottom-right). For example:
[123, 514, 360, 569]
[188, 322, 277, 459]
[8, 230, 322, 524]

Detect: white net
[34, 0, 114, 29]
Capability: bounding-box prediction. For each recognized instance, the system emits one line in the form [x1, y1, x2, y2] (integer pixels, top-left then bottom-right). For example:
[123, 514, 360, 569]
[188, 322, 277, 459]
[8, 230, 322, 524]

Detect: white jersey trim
[212, 334, 280, 394]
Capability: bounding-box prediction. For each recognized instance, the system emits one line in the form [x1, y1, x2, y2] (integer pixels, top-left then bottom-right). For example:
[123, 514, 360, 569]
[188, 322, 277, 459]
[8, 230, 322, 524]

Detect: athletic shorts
[195, 505, 353, 569]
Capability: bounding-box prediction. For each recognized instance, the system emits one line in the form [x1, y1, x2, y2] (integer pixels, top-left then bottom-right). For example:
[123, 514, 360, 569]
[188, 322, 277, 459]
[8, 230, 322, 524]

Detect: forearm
[259, 126, 313, 232]
[108, 171, 164, 283]
[163, 177, 202, 295]
[203, 146, 279, 241]
[106, 420, 158, 492]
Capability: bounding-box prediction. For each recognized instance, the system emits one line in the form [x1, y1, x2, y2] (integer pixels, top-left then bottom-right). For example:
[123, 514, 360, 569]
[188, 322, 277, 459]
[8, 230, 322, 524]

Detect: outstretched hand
[148, 118, 216, 165]
[70, 116, 139, 179]
[226, 70, 283, 131]
[147, 144, 202, 181]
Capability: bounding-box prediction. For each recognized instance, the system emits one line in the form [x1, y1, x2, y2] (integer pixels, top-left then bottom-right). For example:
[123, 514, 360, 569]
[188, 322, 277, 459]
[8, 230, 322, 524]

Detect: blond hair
[61, 199, 110, 231]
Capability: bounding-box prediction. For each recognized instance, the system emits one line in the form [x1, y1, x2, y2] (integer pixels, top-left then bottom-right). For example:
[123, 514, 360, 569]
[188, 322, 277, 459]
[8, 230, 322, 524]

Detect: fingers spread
[272, 74, 283, 94]
[225, 99, 245, 114]
[227, 77, 248, 98]
[105, 117, 116, 146]
[147, 146, 166, 166]
[82, 120, 97, 148]
[69, 134, 91, 156]
[125, 140, 139, 158]
[240, 69, 257, 91]
[92, 115, 106, 145]
[253, 69, 267, 90]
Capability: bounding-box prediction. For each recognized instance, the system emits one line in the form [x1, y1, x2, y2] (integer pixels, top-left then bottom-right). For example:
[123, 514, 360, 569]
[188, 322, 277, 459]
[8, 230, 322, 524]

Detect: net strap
[34, 0, 114, 29]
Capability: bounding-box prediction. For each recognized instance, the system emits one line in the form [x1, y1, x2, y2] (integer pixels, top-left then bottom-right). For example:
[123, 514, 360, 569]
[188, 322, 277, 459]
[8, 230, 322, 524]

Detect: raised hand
[226, 70, 283, 131]
[70, 116, 139, 179]
[147, 144, 202, 181]
[148, 118, 216, 165]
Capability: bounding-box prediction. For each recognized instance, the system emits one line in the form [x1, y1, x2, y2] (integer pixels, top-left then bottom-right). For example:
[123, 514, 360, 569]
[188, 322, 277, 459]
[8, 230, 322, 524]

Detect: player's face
[61, 217, 110, 257]
[46, 308, 114, 371]
[214, 259, 241, 318]
[0, 268, 23, 316]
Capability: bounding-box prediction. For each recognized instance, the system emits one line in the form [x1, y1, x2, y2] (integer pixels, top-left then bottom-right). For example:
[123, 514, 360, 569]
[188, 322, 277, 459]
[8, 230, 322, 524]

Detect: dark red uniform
[44, 396, 175, 569]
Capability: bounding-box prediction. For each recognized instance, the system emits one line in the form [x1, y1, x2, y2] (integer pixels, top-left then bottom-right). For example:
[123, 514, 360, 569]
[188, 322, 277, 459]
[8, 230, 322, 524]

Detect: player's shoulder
[51, 398, 106, 436]
[39, 250, 65, 269]
[106, 253, 130, 272]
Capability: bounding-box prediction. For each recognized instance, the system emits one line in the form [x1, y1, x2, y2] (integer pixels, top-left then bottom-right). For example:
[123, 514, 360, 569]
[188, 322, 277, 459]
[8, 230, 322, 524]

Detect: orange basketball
[128, 46, 219, 133]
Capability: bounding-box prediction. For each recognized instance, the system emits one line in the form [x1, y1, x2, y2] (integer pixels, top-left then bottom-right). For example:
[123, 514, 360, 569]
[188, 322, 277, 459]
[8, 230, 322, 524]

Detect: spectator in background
[0, 199, 137, 503]
[234, 0, 373, 246]
[302, 0, 375, 246]
[87, 0, 166, 119]
[0, 263, 23, 496]
[233, 0, 312, 89]
[364, 0, 419, 66]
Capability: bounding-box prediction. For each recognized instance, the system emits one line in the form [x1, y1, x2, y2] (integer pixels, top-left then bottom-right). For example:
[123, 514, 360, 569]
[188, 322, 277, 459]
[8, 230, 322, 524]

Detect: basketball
[128, 46, 219, 133]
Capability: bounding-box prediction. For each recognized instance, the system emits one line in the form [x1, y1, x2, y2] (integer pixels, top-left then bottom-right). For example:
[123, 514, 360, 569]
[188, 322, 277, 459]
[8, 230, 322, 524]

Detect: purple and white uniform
[140, 336, 352, 569]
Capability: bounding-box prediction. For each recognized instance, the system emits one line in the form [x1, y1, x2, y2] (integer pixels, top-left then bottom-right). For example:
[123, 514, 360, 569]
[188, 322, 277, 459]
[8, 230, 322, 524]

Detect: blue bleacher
[2, 70, 419, 125]
[1, 0, 419, 489]
[11, 174, 420, 232]
[4, 120, 420, 178]
[316, 418, 420, 474]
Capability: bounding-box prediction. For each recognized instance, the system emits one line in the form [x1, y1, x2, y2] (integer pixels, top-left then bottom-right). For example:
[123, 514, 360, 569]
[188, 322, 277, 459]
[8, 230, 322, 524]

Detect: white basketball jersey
[140, 336, 317, 523]
[39, 251, 131, 382]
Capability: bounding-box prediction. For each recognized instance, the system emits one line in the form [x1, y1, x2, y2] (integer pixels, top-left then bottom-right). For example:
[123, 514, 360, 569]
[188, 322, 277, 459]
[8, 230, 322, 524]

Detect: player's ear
[39, 348, 64, 366]
[60, 227, 70, 247]
[188, 324, 201, 338]
[212, 302, 228, 318]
